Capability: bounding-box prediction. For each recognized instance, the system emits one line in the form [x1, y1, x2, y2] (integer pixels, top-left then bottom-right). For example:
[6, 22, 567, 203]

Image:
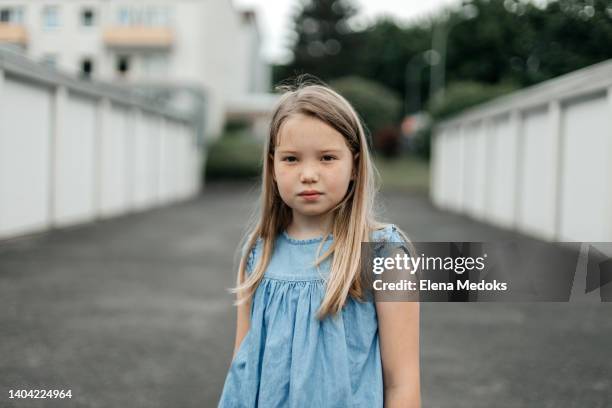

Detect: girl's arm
[232, 296, 252, 360]
[376, 300, 421, 408]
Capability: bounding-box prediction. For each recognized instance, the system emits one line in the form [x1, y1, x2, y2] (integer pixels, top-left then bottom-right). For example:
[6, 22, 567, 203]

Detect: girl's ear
[351, 153, 359, 180]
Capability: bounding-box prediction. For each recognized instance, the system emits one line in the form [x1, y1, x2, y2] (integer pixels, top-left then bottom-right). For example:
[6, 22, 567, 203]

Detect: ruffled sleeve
[370, 224, 412, 259]
[371, 224, 404, 243]
[243, 237, 263, 277]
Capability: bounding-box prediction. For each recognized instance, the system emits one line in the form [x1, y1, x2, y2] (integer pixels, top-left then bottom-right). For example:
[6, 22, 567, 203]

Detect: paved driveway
[1, 182, 610, 407]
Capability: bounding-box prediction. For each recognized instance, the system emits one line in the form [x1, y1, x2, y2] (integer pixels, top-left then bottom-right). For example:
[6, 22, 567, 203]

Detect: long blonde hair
[230, 77, 410, 319]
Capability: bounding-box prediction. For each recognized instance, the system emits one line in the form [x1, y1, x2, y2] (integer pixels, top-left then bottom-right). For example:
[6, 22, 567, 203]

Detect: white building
[0, 0, 271, 137]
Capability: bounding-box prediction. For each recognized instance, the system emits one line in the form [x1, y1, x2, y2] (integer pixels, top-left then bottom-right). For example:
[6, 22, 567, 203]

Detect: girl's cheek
[275, 169, 292, 179]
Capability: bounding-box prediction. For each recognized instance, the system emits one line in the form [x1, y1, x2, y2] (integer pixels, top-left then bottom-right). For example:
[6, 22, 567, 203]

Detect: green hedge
[204, 131, 264, 181]
[428, 80, 519, 120]
[329, 76, 402, 139]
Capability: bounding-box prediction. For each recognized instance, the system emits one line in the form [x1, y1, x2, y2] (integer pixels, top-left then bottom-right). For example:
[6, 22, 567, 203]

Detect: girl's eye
[282, 156, 297, 162]
[322, 155, 336, 161]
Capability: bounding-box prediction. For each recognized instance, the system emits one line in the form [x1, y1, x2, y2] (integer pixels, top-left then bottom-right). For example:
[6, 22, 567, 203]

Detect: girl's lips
[300, 193, 322, 202]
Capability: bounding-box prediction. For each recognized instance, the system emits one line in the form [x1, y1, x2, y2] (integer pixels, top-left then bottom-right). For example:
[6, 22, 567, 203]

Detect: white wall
[559, 95, 611, 242]
[484, 114, 519, 229]
[0, 76, 53, 238]
[0, 0, 271, 137]
[462, 121, 487, 220]
[0, 50, 201, 241]
[516, 106, 557, 240]
[54, 91, 98, 227]
[99, 103, 130, 217]
[431, 59, 612, 242]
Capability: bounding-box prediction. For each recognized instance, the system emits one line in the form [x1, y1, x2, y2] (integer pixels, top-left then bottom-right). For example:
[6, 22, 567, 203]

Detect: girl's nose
[300, 165, 319, 183]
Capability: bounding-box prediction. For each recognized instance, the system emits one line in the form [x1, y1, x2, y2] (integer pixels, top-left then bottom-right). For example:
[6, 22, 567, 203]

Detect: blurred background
[1, 0, 611, 407]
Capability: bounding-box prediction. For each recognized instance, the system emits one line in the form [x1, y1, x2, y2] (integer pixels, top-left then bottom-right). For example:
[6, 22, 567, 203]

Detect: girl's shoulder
[370, 223, 406, 243]
[242, 236, 264, 275]
[370, 224, 414, 259]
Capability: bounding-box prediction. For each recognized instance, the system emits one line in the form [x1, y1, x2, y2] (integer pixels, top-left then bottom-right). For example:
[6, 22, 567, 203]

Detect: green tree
[350, 18, 432, 104]
[277, 0, 360, 81]
[274, 0, 612, 129]
[330, 76, 402, 134]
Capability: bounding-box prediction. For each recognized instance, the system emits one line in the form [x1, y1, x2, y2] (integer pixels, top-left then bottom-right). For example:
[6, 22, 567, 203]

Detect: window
[116, 6, 171, 27]
[1, 7, 24, 23]
[80, 58, 93, 78]
[42, 6, 60, 29]
[0, 9, 10, 22]
[118, 8, 130, 26]
[116, 55, 130, 76]
[81, 8, 95, 27]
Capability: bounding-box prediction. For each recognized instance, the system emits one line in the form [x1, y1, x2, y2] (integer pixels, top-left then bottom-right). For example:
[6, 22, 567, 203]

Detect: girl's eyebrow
[276, 148, 343, 154]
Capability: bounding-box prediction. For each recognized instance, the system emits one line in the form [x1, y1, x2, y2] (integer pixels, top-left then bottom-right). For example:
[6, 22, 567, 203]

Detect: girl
[218, 79, 420, 407]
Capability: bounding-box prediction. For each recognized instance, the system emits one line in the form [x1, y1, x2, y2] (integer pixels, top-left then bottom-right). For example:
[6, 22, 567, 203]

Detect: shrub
[329, 76, 402, 151]
[204, 131, 263, 181]
[223, 118, 251, 133]
[427, 80, 519, 120]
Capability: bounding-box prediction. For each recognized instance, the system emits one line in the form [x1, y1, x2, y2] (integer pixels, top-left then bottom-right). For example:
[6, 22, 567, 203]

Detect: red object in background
[401, 116, 418, 137]
[374, 126, 402, 158]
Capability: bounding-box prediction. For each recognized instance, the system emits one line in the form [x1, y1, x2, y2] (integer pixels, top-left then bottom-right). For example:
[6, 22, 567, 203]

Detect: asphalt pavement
[1, 182, 610, 407]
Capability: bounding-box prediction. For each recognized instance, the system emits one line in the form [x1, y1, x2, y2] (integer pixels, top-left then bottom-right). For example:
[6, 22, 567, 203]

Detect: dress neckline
[281, 229, 333, 245]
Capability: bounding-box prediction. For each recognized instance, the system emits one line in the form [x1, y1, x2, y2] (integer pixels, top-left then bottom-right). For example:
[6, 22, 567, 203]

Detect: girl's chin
[292, 206, 333, 217]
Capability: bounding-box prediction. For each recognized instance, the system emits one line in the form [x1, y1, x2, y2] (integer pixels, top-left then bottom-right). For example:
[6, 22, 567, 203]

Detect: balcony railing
[0, 23, 28, 46]
[103, 27, 173, 49]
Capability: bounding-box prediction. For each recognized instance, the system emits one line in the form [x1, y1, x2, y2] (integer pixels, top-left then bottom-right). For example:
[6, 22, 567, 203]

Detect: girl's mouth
[299, 192, 322, 201]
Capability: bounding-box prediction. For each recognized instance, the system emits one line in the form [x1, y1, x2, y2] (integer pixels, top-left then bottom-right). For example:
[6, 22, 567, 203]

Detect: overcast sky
[233, 0, 459, 64]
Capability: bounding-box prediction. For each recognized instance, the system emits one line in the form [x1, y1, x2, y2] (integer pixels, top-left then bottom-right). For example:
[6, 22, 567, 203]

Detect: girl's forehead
[276, 114, 349, 149]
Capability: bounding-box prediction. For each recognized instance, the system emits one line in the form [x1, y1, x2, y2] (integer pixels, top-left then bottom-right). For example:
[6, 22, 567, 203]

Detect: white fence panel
[0, 50, 201, 241]
[462, 121, 487, 220]
[484, 114, 518, 229]
[0, 78, 52, 237]
[167, 121, 181, 201]
[158, 120, 172, 203]
[175, 124, 188, 199]
[54, 92, 97, 227]
[132, 111, 149, 210]
[559, 95, 611, 241]
[100, 105, 130, 217]
[430, 129, 445, 208]
[447, 128, 464, 212]
[431, 58, 612, 242]
[186, 126, 201, 198]
[516, 107, 557, 240]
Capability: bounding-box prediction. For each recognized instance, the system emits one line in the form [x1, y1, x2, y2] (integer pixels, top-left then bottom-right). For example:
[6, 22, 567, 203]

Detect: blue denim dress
[218, 224, 403, 408]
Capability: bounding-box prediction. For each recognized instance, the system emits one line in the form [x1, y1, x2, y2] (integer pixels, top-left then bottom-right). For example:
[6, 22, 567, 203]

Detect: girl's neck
[286, 211, 333, 240]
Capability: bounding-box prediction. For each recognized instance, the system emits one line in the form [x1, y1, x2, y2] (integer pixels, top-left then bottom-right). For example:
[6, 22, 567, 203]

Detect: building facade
[0, 0, 271, 136]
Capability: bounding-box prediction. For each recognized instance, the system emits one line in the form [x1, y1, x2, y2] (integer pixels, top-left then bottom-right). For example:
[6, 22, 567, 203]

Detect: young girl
[218, 80, 420, 407]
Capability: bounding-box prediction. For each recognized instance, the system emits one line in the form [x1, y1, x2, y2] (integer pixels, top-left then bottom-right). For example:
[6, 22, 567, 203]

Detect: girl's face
[272, 114, 356, 220]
